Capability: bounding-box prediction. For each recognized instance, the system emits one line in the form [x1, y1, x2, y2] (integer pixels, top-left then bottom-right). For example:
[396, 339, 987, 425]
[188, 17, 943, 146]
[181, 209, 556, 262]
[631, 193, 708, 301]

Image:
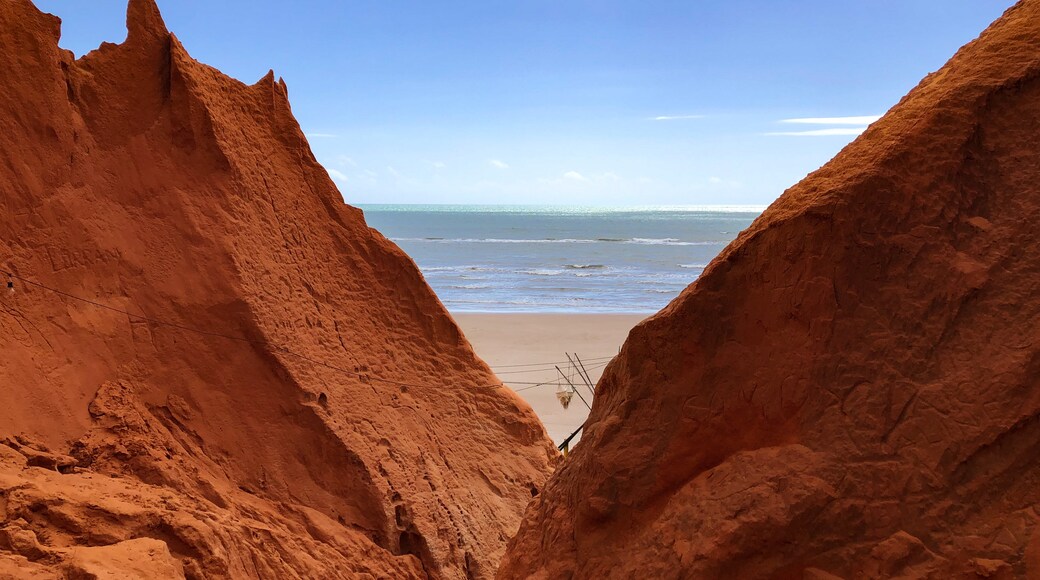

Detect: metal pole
[566, 353, 596, 398]
[557, 421, 586, 453]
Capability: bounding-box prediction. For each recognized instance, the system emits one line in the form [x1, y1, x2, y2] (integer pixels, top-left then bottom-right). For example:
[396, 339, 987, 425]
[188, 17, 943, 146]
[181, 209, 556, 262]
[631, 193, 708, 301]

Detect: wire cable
[493, 360, 612, 376]
[489, 355, 614, 370]
[508, 360, 610, 390]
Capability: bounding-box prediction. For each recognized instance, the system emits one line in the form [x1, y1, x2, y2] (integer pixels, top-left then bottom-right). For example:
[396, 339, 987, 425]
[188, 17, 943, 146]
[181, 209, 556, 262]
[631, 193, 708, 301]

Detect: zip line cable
[489, 355, 614, 370]
[492, 361, 612, 376]
[2, 270, 615, 392]
[510, 360, 610, 391]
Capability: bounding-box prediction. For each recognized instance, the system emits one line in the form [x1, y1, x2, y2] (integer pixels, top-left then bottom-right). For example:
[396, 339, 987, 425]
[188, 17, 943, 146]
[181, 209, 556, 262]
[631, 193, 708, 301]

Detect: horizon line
[353, 202, 769, 211]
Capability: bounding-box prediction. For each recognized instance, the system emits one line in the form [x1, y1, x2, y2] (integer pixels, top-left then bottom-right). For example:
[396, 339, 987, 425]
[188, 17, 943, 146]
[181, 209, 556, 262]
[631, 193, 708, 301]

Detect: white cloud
[779, 115, 881, 125]
[651, 114, 704, 121]
[765, 127, 868, 137]
[489, 159, 509, 169]
[425, 160, 447, 169]
[538, 171, 620, 186]
[336, 155, 357, 167]
[704, 176, 742, 189]
[305, 133, 339, 138]
[327, 168, 349, 182]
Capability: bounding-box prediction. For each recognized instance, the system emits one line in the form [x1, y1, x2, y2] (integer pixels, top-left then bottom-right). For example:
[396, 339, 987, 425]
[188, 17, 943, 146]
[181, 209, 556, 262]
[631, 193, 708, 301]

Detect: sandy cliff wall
[0, 1, 556, 578]
[500, 1, 1040, 578]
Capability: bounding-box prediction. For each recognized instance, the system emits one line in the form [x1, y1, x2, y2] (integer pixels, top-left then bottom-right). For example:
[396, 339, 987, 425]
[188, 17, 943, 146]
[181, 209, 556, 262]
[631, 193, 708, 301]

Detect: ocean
[360, 205, 763, 313]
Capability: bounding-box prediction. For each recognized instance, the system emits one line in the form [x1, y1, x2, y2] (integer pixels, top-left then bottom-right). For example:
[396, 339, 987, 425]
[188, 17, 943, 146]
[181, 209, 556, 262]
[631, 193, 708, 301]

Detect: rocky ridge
[0, 1, 556, 578]
[500, 2, 1040, 578]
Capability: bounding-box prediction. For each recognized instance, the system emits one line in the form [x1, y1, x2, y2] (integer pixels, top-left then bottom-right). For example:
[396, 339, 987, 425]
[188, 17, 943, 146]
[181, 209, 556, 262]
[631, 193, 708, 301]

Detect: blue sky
[38, 1, 1013, 206]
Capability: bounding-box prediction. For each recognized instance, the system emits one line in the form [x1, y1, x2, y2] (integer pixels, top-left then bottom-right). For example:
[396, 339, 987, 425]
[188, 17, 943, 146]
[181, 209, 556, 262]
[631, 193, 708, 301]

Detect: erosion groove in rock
[0, 1, 556, 578]
[500, 2, 1040, 578]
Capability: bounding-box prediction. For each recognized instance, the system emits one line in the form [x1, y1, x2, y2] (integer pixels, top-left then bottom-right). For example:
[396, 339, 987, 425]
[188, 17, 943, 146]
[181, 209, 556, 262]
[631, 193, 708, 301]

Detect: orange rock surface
[500, 2, 1040, 578]
[0, 1, 556, 578]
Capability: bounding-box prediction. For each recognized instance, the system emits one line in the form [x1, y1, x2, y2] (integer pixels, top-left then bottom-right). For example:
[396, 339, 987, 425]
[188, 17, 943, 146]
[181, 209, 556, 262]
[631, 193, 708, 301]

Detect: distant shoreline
[364, 205, 756, 314]
[357, 203, 768, 213]
[448, 309, 659, 315]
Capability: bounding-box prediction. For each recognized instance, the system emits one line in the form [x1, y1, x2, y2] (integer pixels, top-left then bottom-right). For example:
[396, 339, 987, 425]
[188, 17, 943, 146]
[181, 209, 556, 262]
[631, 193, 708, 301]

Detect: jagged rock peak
[257, 69, 276, 86]
[0, 0, 556, 577]
[125, 0, 168, 43]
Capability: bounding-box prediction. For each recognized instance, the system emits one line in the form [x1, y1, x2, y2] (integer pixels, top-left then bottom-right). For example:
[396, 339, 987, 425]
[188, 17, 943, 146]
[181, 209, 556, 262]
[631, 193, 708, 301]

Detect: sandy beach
[453, 313, 648, 446]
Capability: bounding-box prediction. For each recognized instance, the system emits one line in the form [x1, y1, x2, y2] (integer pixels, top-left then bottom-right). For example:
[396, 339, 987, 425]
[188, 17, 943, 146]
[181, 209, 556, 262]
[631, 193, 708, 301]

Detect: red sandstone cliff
[0, 1, 556, 578]
[500, 2, 1040, 578]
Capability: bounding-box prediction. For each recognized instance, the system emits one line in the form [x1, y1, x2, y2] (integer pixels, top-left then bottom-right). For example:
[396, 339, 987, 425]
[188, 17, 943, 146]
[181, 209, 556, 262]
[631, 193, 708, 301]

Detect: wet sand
[453, 313, 648, 446]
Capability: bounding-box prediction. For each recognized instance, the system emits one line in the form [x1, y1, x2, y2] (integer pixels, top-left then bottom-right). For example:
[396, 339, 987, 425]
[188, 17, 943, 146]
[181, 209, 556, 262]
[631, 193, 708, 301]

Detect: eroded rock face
[0, 1, 556, 578]
[500, 2, 1040, 578]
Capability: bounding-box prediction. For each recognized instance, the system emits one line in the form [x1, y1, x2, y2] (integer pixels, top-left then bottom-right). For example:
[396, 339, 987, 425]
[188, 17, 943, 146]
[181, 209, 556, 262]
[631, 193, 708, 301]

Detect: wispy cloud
[489, 159, 509, 169]
[425, 160, 447, 169]
[779, 115, 881, 125]
[705, 175, 742, 188]
[306, 133, 339, 138]
[382, 165, 422, 187]
[765, 127, 869, 137]
[563, 170, 588, 182]
[336, 155, 357, 167]
[651, 114, 704, 121]
[327, 168, 349, 182]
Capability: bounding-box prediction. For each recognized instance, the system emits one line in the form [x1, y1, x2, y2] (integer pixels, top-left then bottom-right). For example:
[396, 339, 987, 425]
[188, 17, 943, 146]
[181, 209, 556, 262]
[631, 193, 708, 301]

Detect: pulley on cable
[555, 380, 574, 410]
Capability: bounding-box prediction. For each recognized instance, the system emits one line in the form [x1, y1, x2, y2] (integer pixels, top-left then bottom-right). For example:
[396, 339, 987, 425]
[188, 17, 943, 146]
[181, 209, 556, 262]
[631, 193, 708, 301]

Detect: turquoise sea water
[359, 205, 763, 313]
